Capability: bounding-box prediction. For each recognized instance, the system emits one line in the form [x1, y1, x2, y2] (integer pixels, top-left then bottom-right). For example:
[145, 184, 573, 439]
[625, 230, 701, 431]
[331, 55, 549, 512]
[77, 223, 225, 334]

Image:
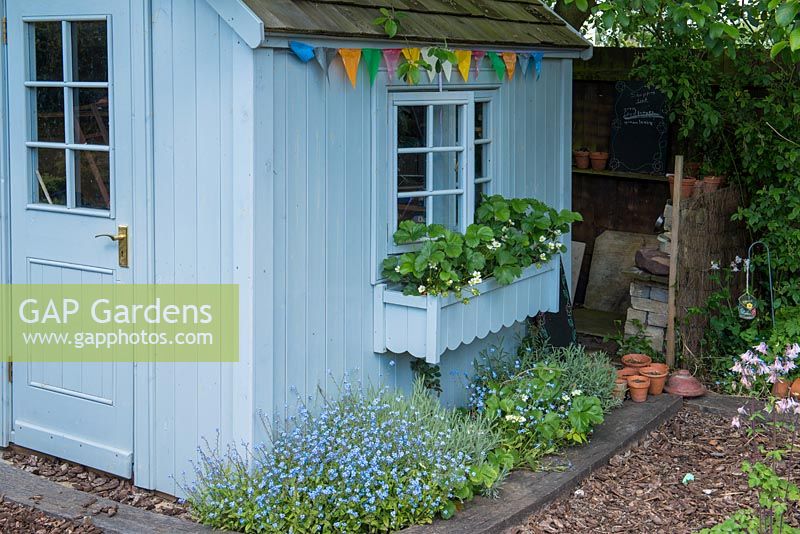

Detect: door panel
[7, 0, 140, 477]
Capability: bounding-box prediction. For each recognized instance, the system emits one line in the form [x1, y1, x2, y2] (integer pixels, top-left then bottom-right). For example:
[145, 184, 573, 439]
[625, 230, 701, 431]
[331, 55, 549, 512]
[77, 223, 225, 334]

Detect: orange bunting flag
[338, 48, 362, 88]
[501, 52, 517, 80]
[402, 48, 421, 62]
[455, 50, 472, 82]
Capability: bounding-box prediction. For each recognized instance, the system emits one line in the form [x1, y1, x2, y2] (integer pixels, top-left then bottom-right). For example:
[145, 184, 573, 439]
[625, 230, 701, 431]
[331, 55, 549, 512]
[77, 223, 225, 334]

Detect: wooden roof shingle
[242, 0, 590, 49]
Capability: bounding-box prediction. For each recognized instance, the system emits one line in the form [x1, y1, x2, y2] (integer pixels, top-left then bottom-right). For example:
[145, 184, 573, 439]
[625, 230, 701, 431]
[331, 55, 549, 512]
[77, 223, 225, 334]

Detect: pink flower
[756, 342, 768, 355]
[737, 406, 748, 416]
[775, 397, 798, 414]
[731, 416, 741, 429]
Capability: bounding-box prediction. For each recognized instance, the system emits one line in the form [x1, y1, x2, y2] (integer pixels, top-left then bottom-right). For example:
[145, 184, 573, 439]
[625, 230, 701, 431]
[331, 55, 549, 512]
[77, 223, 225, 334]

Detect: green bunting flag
[362, 48, 382, 85]
[487, 52, 506, 81]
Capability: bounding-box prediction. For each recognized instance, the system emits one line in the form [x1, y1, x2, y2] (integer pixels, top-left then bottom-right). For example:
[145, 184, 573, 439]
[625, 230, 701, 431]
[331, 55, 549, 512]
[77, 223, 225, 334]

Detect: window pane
[72, 21, 108, 82]
[475, 144, 486, 179]
[34, 87, 65, 142]
[76, 151, 110, 210]
[32, 22, 63, 81]
[476, 102, 486, 139]
[475, 183, 487, 209]
[32, 148, 67, 205]
[398, 154, 426, 193]
[432, 151, 460, 190]
[432, 105, 460, 147]
[398, 106, 426, 148]
[73, 88, 109, 145]
[398, 197, 426, 225]
[432, 194, 460, 232]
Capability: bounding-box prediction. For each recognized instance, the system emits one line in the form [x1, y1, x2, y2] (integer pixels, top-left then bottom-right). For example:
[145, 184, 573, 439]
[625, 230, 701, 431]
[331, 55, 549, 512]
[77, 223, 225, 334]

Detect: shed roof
[240, 0, 590, 50]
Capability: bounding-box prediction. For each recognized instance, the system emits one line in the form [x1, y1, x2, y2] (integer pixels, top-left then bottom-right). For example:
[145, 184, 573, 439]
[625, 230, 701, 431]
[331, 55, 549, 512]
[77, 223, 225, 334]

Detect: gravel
[510, 406, 800, 534]
[1, 450, 191, 521]
[0, 497, 102, 533]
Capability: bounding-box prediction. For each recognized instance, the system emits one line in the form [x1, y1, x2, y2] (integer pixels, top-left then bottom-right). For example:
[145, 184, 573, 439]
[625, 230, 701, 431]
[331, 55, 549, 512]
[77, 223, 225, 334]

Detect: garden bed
[513, 404, 800, 533]
[0, 497, 102, 533]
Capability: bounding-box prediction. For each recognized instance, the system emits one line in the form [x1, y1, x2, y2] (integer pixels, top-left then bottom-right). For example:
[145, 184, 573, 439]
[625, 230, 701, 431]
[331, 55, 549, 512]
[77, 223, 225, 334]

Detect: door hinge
[6, 361, 11, 383]
[2, 18, 7, 45]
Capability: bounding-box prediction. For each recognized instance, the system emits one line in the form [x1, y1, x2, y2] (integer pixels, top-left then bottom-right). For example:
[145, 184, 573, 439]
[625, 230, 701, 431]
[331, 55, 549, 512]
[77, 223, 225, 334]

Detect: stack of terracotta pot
[772, 377, 800, 398]
[615, 354, 670, 403]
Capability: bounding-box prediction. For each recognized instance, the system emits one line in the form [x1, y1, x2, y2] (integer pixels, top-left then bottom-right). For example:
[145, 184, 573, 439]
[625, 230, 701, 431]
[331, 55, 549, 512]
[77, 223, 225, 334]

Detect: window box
[373, 260, 559, 363]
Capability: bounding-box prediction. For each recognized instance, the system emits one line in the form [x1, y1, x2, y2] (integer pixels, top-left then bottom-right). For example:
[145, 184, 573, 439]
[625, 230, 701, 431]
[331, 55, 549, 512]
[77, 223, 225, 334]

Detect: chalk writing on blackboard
[609, 81, 668, 174]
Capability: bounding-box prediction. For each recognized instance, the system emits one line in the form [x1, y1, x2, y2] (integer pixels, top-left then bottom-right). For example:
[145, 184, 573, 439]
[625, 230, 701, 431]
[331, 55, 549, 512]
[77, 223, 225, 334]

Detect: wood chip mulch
[0, 496, 102, 533]
[1, 450, 191, 521]
[510, 406, 800, 534]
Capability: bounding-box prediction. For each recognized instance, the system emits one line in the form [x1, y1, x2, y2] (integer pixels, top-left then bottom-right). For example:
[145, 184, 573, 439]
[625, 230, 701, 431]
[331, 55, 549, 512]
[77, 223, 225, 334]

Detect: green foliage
[604, 319, 663, 363]
[382, 196, 581, 301]
[372, 7, 406, 38]
[410, 359, 443, 395]
[186, 380, 500, 532]
[397, 55, 431, 85]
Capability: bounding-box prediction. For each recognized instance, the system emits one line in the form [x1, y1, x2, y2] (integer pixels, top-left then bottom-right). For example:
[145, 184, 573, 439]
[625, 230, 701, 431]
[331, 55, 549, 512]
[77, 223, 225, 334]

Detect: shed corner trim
[205, 0, 264, 48]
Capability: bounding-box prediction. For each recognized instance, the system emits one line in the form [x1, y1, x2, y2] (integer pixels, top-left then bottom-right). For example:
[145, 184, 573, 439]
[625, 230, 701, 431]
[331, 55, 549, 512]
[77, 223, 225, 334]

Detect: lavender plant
[702, 343, 800, 533]
[185, 380, 499, 533]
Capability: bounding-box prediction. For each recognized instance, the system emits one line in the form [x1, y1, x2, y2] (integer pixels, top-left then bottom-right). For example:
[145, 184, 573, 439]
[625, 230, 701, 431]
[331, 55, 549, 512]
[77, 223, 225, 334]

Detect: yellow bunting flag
[455, 50, 472, 82]
[402, 48, 421, 62]
[338, 48, 362, 88]
[501, 52, 517, 80]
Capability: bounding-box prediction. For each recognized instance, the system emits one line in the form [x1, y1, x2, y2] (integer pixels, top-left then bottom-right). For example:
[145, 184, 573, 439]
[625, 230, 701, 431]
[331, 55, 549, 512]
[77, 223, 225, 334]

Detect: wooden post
[665, 155, 683, 368]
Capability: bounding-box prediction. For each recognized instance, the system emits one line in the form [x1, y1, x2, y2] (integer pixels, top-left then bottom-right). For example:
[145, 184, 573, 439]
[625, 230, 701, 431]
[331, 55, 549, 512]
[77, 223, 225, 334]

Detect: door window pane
[432, 105, 459, 147]
[432, 195, 460, 232]
[398, 154, 426, 193]
[73, 89, 109, 145]
[398, 197, 426, 225]
[72, 21, 108, 82]
[76, 151, 110, 210]
[32, 148, 67, 205]
[35, 87, 65, 142]
[398, 106, 426, 148]
[32, 22, 63, 81]
[432, 151, 460, 189]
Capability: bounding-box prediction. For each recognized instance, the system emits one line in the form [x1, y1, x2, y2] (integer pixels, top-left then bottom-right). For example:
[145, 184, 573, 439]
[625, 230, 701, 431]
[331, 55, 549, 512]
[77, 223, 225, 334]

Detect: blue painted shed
[0, 0, 590, 495]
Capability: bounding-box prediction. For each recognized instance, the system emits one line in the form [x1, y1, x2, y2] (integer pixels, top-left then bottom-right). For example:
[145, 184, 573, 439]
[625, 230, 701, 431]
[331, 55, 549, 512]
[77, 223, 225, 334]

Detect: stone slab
[630, 296, 668, 315]
[584, 231, 659, 314]
[571, 241, 586, 299]
[650, 286, 669, 303]
[0, 460, 216, 534]
[630, 281, 651, 298]
[626, 308, 647, 325]
[648, 312, 668, 328]
[401, 395, 682, 534]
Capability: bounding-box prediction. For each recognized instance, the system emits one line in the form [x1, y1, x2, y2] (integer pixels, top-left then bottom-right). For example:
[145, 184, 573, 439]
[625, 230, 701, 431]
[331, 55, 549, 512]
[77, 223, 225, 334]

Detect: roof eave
[205, 0, 264, 48]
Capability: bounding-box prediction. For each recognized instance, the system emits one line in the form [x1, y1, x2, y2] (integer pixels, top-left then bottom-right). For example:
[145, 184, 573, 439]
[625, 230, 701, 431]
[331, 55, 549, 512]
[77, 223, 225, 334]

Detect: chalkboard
[609, 81, 668, 174]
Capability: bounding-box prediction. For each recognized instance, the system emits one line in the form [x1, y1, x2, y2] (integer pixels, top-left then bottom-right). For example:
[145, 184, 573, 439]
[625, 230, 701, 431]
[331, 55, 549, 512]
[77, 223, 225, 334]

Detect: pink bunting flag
[472, 50, 486, 79]
[382, 49, 402, 80]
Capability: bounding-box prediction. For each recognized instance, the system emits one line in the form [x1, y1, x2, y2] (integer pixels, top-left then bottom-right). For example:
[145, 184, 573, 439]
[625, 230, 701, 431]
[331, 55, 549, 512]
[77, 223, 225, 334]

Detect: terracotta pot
[773, 378, 791, 398]
[667, 174, 696, 201]
[617, 366, 640, 380]
[640, 365, 668, 395]
[663, 370, 706, 397]
[692, 179, 704, 197]
[791, 378, 800, 399]
[685, 161, 701, 177]
[574, 150, 590, 169]
[627, 375, 651, 403]
[621, 353, 652, 369]
[613, 378, 628, 400]
[589, 151, 609, 171]
[703, 175, 723, 192]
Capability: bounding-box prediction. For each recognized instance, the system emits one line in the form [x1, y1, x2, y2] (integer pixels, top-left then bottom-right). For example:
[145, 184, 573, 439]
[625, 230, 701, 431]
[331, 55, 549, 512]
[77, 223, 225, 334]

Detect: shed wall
[145, 0, 255, 494]
[253, 48, 572, 429]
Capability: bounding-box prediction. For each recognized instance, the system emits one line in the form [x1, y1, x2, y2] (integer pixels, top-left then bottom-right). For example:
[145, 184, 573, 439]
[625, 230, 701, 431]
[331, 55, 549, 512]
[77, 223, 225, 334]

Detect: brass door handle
[94, 225, 129, 268]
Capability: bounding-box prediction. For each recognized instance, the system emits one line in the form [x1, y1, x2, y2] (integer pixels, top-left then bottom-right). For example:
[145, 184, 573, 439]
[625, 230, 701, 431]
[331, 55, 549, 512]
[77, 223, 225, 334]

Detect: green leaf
[441, 500, 457, 520]
[575, 0, 588, 10]
[791, 27, 800, 51]
[776, 2, 800, 27]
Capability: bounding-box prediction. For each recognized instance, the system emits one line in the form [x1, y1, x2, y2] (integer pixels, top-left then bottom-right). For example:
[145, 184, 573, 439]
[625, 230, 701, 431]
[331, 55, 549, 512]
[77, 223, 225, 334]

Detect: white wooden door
[6, 0, 143, 477]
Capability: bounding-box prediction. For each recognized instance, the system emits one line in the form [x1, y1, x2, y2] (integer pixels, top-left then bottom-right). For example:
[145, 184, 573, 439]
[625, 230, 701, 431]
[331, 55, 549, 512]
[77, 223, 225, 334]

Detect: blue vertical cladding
[253, 48, 572, 430]
[149, 0, 253, 495]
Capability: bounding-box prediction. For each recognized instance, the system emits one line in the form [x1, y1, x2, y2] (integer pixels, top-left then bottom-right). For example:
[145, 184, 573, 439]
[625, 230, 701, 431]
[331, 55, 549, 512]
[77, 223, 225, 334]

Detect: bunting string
[287, 42, 547, 88]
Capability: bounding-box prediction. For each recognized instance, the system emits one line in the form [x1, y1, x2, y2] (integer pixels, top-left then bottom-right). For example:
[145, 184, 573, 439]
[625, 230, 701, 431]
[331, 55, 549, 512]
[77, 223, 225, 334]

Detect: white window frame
[389, 91, 474, 253]
[474, 93, 494, 203]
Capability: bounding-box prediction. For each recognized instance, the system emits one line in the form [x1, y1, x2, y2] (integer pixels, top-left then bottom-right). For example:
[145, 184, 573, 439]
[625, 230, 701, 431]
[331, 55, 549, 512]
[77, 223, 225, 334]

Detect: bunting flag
[362, 48, 382, 85]
[338, 48, 362, 88]
[501, 52, 517, 80]
[455, 50, 471, 82]
[314, 47, 339, 81]
[289, 41, 315, 63]
[471, 50, 486, 79]
[518, 52, 531, 77]
[421, 47, 437, 82]
[402, 48, 421, 62]
[532, 52, 544, 80]
[440, 57, 453, 82]
[382, 49, 402, 80]
[487, 51, 506, 81]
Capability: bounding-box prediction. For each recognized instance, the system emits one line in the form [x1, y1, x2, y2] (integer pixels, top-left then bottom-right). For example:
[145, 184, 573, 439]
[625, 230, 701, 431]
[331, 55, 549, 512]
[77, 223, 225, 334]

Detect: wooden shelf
[572, 168, 668, 183]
